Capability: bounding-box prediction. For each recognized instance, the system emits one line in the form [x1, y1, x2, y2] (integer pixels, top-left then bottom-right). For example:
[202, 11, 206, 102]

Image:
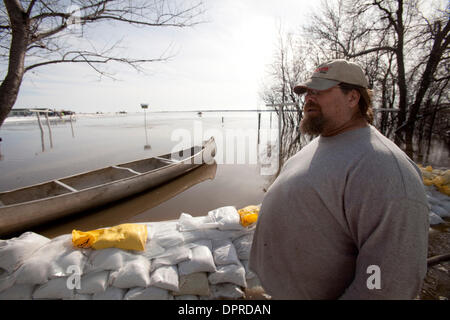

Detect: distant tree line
[261, 0, 449, 158]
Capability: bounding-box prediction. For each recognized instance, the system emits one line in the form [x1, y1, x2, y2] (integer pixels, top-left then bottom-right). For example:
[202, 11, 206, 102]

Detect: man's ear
[348, 89, 361, 109]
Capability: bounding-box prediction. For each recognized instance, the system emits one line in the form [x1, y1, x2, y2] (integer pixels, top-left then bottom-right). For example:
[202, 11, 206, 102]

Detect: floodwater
[0, 112, 278, 237]
[409, 134, 450, 169]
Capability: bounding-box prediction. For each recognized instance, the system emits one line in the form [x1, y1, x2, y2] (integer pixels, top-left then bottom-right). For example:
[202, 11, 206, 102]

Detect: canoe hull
[0, 138, 216, 236]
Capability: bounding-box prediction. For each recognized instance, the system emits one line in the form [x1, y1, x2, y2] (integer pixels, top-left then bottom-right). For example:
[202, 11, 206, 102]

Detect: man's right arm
[339, 198, 429, 299]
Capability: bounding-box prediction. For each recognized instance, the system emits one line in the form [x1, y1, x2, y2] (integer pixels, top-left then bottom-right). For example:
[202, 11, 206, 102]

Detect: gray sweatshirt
[249, 125, 429, 299]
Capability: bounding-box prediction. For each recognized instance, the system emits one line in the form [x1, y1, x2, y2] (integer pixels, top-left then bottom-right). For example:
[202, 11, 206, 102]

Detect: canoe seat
[153, 156, 180, 163]
[54, 180, 78, 193]
[111, 166, 141, 176]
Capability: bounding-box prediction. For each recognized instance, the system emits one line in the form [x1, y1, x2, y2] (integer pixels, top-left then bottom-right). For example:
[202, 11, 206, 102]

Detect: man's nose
[304, 93, 315, 103]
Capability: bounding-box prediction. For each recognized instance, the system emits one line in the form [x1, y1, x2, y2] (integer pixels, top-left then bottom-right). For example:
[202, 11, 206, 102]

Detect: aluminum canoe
[0, 137, 216, 236]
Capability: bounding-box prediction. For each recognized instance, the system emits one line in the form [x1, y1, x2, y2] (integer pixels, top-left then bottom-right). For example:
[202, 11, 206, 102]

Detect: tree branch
[372, 0, 398, 33]
[346, 45, 396, 58]
[31, 23, 68, 43]
[26, 0, 38, 17]
[24, 51, 167, 75]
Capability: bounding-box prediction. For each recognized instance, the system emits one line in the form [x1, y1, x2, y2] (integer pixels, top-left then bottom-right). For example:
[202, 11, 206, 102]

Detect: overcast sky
[12, 0, 317, 113]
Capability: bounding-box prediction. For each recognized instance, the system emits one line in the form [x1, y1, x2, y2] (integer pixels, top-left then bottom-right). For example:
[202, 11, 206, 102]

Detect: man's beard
[299, 102, 325, 135]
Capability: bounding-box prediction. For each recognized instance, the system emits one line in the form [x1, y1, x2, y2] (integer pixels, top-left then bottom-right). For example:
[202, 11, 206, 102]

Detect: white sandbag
[66, 293, 93, 300]
[178, 213, 218, 231]
[0, 232, 50, 274]
[142, 241, 165, 260]
[0, 271, 16, 292]
[174, 295, 199, 300]
[232, 233, 253, 260]
[13, 260, 48, 285]
[439, 200, 450, 213]
[76, 271, 109, 294]
[33, 277, 74, 299]
[151, 222, 184, 249]
[92, 286, 126, 300]
[172, 273, 210, 297]
[241, 259, 256, 279]
[142, 222, 186, 260]
[150, 246, 192, 272]
[147, 221, 178, 237]
[212, 239, 240, 266]
[142, 223, 164, 259]
[178, 240, 216, 276]
[210, 283, 245, 299]
[85, 248, 138, 273]
[431, 204, 450, 218]
[14, 234, 88, 285]
[124, 286, 173, 300]
[428, 187, 450, 202]
[208, 206, 244, 230]
[182, 229, 248, 244]
[150, 265, 179, 292]
[429, 211, 445, 225]
[426, 194, 440, 206]
[49, 235, 90, 278]
[109, 255, 151, 289]
[208, 263, 247, 288]
[246, 277, 262, 289]
[0, 284, 35, 300]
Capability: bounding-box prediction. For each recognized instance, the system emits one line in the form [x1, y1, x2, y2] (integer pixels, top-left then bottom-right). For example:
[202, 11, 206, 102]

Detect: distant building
[8, 108, 75, 117]
[8, 108, 33, 117]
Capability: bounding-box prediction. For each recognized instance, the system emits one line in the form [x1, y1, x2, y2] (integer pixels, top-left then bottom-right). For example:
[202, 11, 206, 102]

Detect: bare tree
[401, 10, 450, 153]
[0, 0, 205, 126]
[260, 30, 318, 172]
[260, 29, 311, 125]
[295, 0, 450, 154]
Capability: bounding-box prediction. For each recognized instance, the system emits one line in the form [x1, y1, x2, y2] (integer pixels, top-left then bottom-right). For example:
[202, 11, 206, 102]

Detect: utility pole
[141, 103, 151, 150]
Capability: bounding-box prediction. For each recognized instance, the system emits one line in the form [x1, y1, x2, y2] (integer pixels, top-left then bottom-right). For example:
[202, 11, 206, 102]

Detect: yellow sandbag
[436, 184, 450, 196]
[432, 170, 450, 187]
[72, 229, 102, 249]
[72, 223, 148, 251]
[238, 205, 260, 227]
[421, 170, 434, 180]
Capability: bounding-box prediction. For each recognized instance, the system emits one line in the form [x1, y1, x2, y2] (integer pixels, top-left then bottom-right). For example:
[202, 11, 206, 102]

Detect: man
[249, 59, 429, 299]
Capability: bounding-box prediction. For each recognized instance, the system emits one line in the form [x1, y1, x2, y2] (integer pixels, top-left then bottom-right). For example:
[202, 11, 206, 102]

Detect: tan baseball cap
[294, 59, 369, 94]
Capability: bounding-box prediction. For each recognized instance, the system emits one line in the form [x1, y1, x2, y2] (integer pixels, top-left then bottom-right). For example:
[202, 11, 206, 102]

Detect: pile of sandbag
[416, 165, 450, 225]
[0, 206, 262, 300]
[425, 185, 450, 225]
[417, 165, 450, 225]
[419, 165, 450, 196]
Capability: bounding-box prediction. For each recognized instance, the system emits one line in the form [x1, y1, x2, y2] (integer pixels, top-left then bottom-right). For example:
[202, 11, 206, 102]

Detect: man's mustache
[303, 101, 321, 110]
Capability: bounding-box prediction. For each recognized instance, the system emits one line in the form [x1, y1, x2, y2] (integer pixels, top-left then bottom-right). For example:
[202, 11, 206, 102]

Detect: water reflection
[35, 111, 50, 152]
[31, 111, 77, 152]
[411, 134, 450, 168]
[70, 114, 75, 138]
[141, 104, 151, 150]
